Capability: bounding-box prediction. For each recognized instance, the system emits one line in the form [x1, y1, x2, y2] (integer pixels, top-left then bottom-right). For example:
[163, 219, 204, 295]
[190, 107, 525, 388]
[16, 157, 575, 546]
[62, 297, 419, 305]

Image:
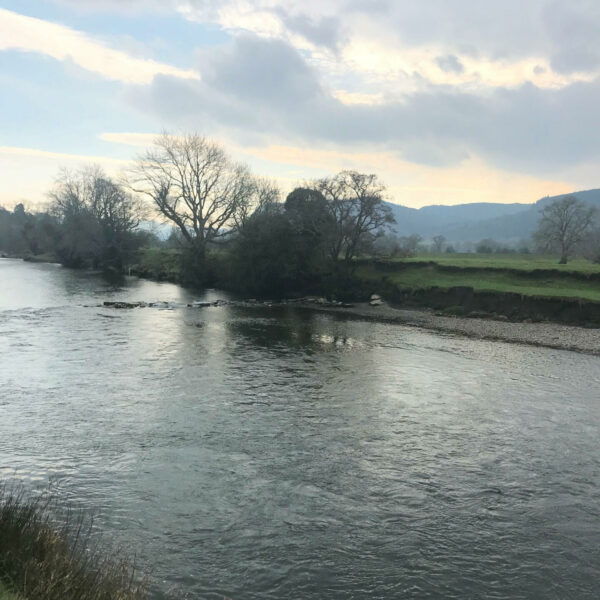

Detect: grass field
[357, 260, 600, 302]
[395, 253, 600, 274]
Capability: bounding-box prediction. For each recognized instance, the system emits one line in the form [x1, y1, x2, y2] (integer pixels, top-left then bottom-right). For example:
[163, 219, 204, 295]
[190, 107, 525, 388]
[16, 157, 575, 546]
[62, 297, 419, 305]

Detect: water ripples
[1, 261, 599, 598]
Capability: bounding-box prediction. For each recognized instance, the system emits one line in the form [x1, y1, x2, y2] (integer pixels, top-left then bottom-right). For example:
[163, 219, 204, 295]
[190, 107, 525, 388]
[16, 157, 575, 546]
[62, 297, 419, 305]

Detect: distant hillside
[138, 220, 173, 240]
[387, 189, 600, 243]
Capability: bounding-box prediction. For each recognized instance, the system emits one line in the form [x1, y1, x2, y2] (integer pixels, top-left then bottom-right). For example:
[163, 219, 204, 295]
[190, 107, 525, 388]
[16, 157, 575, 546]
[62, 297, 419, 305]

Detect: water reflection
[225, 307, 370, 354]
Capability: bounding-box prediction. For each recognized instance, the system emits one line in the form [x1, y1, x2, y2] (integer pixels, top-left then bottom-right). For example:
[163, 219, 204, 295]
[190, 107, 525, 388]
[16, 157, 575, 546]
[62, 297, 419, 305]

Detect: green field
[357, 255, 600, 302]
[396, 253, 600, 274]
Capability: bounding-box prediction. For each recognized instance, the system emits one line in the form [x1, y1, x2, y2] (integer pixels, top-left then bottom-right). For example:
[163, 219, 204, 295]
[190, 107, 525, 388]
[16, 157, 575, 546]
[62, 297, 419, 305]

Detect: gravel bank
[295, 302, 600, 356]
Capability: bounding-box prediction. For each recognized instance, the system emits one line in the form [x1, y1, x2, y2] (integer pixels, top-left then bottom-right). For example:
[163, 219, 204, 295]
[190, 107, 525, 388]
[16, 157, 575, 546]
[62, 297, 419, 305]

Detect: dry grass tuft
[0, 485, 145, 600]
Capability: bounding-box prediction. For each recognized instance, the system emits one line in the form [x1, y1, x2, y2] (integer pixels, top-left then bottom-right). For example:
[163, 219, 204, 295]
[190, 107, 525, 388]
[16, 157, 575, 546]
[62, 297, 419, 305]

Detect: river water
[1, 258, 599, 599]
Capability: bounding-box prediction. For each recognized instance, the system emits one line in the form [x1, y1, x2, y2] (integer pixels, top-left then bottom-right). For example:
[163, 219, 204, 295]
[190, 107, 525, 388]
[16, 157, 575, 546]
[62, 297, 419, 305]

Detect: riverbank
[128, 249, 600, 326]
[1, 253, 58, 264]
[355, 258, 600, 325]
[6, 253, 600, 337]
[0, 487, 144, 600]
[291, 301, 600, 356]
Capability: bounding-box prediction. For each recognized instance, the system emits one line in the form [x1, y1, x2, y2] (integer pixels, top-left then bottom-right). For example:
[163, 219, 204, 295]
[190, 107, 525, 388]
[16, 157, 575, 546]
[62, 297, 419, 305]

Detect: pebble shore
[295, 302, 600, 356]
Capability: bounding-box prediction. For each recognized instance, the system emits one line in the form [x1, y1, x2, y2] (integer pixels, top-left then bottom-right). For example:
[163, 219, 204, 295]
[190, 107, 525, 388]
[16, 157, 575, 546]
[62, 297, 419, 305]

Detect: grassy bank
[0, 487, 144, 600]
[397, 253, 600, 274]
[129, 248, 600, 300]
[357, 264, 600, 301]
[353, 255, 600, 324]
[358, 254, 600, 301]
[51, 245, 600, 323]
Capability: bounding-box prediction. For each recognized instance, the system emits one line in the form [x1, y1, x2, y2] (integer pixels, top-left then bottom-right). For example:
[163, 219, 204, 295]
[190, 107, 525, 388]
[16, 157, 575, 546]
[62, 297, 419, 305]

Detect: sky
[1, 0, 600, 209]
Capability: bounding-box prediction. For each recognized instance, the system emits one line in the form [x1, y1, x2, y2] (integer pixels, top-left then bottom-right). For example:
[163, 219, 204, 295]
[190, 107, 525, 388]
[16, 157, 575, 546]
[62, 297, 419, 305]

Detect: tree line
[132, 133, 395, 294]
[1, 133, 395, 295]
[1, 166, 149, 271]
[2, 133, 599, 293]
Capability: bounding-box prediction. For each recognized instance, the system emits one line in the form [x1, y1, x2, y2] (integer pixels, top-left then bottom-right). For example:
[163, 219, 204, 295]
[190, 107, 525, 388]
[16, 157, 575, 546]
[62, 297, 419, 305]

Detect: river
[1, 258, 599, 599]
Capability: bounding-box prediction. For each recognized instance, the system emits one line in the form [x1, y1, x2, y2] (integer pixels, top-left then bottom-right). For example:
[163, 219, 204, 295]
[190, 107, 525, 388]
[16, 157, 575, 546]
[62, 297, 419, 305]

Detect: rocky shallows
[101, 297, 356, 310]
[99, 296, 600, 356]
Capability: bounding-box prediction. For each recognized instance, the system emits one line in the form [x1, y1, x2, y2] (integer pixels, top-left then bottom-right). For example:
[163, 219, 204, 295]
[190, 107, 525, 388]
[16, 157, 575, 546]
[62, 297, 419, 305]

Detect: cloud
[3, 140, 572, 209]
[171, 0, 600, 89]
[127, 33, 600, 175]
[46, 1, 600, 90]
[228, 143, 575, 206]
[436, 55, 464, 74]
[0, 146, 130, 165]
[331, 90, 384, 105]
[0, 8, 200, 84]
[50, 0, 176, 14]
[11, 1, 600, 207]
[99, 133, 159, 147]
[274, 9, 343, 51]
[542, 1, 600, 74]
[201, 34, 322, 108]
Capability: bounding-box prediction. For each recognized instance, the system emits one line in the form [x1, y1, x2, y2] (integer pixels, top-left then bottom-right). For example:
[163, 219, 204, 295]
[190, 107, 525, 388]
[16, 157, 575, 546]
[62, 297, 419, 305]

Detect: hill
[387, 188, 600, 243]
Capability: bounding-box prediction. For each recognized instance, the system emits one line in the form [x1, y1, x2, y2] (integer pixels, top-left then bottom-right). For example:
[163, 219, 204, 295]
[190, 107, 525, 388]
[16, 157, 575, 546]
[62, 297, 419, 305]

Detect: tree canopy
[534, 196, 596, 264]
[49, 166, 143, 269]
[130, 133, 277, 254]
[313, 170, 394, 267]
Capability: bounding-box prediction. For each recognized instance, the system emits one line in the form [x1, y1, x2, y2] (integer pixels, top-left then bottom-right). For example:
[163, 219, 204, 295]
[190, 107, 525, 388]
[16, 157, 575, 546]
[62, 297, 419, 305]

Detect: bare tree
[231, 177, 281, 230]
[49, 165, 142, 267]
[534, 196, 596, 264]
[51, 165, 141, 231]
[401, 234, 423, 256]
[432, 234, 446, 253]
[314, 170, 395, 267]
[130, 133, 272, 258]
[314, 173, 354, 264]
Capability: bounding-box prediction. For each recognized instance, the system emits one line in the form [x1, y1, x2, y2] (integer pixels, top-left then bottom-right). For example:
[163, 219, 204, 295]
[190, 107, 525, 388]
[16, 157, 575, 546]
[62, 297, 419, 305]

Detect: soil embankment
[356, 259, 600, 325]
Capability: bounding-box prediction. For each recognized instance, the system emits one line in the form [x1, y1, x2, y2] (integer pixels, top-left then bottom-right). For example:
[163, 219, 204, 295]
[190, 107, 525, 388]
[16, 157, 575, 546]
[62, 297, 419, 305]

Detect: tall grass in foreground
[0, 486, 145, 600]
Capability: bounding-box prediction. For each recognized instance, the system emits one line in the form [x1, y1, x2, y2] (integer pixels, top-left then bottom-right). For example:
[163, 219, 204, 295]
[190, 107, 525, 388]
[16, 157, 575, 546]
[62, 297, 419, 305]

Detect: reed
[0, 485, 144, 600]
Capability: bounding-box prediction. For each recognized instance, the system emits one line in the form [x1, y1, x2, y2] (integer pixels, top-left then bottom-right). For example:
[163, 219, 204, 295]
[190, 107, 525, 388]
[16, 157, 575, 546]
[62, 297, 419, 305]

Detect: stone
[103, 301, 139, 309]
